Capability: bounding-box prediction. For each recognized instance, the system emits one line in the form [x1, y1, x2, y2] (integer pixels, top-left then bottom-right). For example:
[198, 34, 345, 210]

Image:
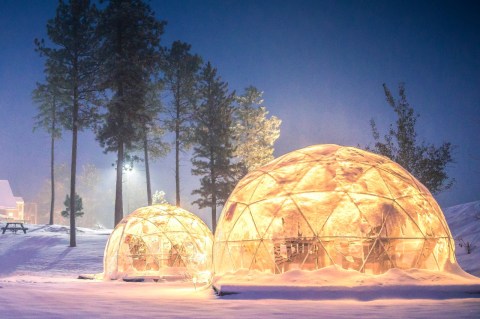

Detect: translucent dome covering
[104, 204, 213, 284]
[214, 144, 456, 275]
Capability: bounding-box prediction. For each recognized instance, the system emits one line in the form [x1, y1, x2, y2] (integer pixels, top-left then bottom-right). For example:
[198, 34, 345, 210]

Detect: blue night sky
[0, 1, 479, 225]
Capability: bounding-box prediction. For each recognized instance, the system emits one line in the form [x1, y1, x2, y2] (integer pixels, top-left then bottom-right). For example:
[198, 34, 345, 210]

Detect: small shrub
[457, 237, 475, 254]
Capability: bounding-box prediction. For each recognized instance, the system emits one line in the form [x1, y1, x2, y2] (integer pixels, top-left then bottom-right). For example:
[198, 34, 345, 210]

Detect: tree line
[34, 1, 454, 248]
[33, 0, 281, 246]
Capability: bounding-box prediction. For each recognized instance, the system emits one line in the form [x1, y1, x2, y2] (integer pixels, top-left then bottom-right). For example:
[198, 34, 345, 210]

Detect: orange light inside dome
[104, 204, 214, 285]
[214, 144, 456, 276]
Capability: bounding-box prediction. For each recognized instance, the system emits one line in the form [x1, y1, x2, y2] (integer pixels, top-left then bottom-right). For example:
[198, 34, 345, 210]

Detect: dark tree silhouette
[96, 0, 165, 225]
[191, 62, 237, 232]
[162, 41, 202, 206]
[367, 83, 454, 194]
[33, 82, 65, 225]
[35, 0, 100, 246]
[61, 193, 84, 219]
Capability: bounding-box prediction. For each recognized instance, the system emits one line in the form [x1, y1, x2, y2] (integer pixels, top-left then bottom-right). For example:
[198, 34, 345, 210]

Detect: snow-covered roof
[0, 180, 18, 210]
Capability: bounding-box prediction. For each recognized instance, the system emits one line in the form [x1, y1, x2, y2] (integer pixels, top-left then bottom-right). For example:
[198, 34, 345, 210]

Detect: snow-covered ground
[0, 202, 479, 318]
[444, 200, 480, 276]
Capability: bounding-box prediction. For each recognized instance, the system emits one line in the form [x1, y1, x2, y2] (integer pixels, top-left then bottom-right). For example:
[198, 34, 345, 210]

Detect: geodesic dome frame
[104, 204, 213, 284]
[214, 144, 456, 276]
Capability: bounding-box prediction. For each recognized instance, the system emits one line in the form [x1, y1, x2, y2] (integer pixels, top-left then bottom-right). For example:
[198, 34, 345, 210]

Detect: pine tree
[139, 83, 170, 205]
[32, 82, 64, 225]
[162, 41, 202, 206]
[96, 0, 165, 226]
[125, 81, 169, 207]
[191, 62, 236, 232]
[367, 83, 454, 194]
[233, 86, 281, 177]
[35, 0, 100, 246]
[61, 193, 84, 219]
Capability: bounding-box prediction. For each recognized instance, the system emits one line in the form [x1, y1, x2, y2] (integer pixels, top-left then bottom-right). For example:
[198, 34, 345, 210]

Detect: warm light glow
[214, 144, 456, 276]
[104, 204, 214, 285]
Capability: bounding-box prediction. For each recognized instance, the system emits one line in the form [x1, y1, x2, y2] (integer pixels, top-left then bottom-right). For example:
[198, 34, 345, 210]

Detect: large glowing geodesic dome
[214, 144, 456, 276]
[104, 204, 213, 284]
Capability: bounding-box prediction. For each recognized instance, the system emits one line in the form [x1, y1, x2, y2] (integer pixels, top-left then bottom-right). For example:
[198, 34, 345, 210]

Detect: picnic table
[1, 222, 28, 234]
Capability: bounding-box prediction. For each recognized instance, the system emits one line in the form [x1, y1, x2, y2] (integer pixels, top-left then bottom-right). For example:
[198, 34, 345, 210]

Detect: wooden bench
[1, 222, 28, 234]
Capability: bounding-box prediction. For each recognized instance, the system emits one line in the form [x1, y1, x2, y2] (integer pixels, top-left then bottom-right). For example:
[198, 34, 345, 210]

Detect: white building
[0, 180, 24, 221]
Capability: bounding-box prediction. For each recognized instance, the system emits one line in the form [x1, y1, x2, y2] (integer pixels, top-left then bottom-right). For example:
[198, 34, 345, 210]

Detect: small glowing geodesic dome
[214, 144, 456, 276]
[104, 204, 213, 284]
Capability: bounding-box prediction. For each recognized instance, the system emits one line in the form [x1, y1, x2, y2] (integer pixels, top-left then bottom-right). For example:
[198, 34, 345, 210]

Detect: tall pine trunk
[211, 197, 217, 233]
[210, 153, 217, 232]
[50, 131, 55, 225]
[69, 93, 78, 247]
[49, 102, 56, 225]
[69, 8, 80, 247]
[114, 140, 124, 226]
[144, 130, 152, 206]
[175, 113, 180, 206]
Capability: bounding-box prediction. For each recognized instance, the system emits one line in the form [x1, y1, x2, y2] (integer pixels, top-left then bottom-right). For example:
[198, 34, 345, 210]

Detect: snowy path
[0, 279, 479, 318]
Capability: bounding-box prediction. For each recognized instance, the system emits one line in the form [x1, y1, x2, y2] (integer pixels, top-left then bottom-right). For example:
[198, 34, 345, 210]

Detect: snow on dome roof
[104, 204, 213, 285]
[214, 144, 456, 276]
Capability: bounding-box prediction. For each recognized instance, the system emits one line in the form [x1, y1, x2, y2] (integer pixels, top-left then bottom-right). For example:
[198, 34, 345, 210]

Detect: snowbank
[444, 201, 480, 276]
[212, 266, 480, 299]
[214, 265, 479, 288]
[0, 202, 479, 318]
